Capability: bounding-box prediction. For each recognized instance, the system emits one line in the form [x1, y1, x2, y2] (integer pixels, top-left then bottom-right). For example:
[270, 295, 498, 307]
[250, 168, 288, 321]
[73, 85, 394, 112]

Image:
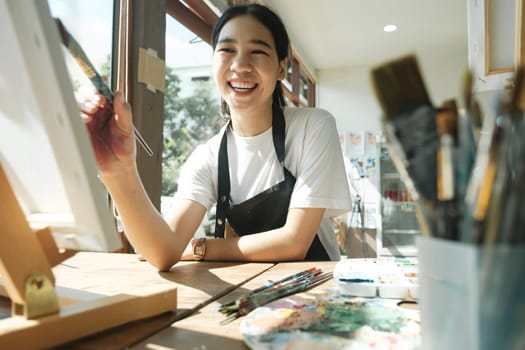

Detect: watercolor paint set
[333, 257, 418, 299]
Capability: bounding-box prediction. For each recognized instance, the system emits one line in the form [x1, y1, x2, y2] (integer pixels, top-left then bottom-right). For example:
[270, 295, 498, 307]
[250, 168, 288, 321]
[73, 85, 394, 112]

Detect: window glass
[48, 0, 114, 91]
[162, 15, 221, 214]
[300, 75, 309, 103]
[282, 56, 293, 92]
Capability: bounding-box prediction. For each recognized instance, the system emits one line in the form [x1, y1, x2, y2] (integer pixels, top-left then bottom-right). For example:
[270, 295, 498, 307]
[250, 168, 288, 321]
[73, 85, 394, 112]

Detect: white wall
[317, 43, 468, 135]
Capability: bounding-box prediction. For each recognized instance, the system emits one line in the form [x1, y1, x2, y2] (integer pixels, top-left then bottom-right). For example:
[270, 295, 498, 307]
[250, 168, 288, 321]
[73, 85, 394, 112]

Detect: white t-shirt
[175, 107, 352, 260]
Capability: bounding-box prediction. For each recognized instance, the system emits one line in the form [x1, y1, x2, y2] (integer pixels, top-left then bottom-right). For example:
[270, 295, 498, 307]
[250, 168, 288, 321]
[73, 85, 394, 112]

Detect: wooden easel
[0, 163, 71, 319]
[0, 164, 178, 349]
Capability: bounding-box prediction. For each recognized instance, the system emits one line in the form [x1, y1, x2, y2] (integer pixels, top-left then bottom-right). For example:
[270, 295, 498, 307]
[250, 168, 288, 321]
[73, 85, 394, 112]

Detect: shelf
[381, 173, 401, 180]
[380, 246, 418, 257]
[379, 144, 418, 257]
[383, 229, 421, 235]
[382, 201, 414, 208]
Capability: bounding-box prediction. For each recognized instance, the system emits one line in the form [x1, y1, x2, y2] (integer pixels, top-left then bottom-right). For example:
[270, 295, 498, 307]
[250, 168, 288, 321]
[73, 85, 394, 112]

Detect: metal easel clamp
[11, 272, 60, 319]
[138, 48, 165, 93]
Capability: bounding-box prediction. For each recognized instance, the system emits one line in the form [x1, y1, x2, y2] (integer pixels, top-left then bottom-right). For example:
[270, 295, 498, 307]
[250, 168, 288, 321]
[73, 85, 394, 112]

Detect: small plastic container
[377, 265, 410, 298]
[408, 278, 419, 299]
[333, 259, 378, 297]
[333, 258, 417, 299]
[378, 283, 410, 299]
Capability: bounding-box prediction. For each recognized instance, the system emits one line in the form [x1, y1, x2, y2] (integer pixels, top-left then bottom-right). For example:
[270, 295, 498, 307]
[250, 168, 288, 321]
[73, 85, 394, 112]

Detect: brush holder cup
[416, 236, 525, 350]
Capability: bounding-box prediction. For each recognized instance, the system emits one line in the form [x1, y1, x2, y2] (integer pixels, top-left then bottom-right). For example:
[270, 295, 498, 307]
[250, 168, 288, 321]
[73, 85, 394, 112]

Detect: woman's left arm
[181, 207, 325, 261]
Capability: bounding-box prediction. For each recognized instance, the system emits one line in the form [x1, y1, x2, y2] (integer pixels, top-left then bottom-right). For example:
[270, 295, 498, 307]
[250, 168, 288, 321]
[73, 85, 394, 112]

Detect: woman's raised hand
[79, 90, 137, 177]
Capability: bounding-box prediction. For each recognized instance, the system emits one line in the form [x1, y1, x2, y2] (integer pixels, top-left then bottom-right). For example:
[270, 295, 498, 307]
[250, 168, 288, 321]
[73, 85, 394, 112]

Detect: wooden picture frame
[516, 0, 525, 68]
[484, 0, 515, 75]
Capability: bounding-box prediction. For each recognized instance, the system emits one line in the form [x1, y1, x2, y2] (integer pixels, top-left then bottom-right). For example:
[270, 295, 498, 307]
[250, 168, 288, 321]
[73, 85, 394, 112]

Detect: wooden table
[2, 252, 423, 349]
[1, 252, 338, 349]
[49, 257, 336, 350]
[0, 252, 275, 350]
[131, 261, 338, 350]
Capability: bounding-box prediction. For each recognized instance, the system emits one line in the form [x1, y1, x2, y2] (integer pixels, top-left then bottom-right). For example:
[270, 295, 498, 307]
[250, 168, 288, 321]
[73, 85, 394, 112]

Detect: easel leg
[0, 165, 59, 318]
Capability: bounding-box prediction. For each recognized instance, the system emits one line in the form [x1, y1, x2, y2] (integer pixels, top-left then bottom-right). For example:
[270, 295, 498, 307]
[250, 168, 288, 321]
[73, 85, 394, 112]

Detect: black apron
[214, 105, 329, 260]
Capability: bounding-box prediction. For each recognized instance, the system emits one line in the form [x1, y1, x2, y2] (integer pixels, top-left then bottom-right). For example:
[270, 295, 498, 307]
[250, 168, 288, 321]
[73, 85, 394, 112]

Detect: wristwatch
[192, 237, 207, 261]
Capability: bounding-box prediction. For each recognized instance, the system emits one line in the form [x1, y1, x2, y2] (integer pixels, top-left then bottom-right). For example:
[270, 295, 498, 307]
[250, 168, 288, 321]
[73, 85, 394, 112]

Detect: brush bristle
[371, 54, 432, 118]
[436, 99, 458, 140]
[462, 70, 473, 107]
[511, 65, 525, 111]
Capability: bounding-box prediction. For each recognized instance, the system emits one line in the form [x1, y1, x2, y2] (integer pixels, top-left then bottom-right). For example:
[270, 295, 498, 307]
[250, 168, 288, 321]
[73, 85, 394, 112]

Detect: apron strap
[215, 126, 230, 238]
[272, 103, 285, 166]
[214, 105, 286, 238]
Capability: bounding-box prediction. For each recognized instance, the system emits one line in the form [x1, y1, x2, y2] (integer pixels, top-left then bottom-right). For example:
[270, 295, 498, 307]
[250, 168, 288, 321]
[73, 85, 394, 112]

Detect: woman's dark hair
[211, 3, 290, 117]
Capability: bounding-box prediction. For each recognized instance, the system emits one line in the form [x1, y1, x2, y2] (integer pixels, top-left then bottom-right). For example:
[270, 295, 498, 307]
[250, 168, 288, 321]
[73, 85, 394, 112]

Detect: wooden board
[0, 252, 178, 350]
[41, 255, 274, 350]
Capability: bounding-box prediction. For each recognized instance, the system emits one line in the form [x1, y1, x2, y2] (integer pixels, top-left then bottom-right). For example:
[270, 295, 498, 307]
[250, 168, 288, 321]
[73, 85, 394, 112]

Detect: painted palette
[240, 292, 420, 349]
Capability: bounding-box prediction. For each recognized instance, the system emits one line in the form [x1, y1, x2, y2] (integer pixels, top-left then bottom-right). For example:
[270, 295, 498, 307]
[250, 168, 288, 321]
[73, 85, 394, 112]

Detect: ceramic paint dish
[333, 258, 418, 299]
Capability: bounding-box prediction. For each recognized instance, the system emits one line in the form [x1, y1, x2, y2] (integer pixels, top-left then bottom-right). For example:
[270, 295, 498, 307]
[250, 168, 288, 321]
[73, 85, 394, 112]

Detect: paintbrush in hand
[54, 18, 153, 156]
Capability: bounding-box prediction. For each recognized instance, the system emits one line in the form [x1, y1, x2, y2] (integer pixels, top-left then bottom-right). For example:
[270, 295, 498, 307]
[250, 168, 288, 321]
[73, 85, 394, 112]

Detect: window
[299, 74, 309, 104]
[282, 53, 316, 107]
[192, 76, 211, 82]
[161, 13, 221, 214]
[48, 0, 115, 93]
[283, 56, 293, 92]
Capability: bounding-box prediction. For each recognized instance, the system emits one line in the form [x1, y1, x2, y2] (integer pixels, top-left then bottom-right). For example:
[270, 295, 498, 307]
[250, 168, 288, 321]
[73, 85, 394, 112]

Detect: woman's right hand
[79, 91, 137, 178]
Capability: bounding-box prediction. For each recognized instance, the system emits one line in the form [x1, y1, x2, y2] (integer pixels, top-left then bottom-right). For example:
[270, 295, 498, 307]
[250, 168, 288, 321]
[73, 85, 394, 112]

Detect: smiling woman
[78, 2, 352, 271]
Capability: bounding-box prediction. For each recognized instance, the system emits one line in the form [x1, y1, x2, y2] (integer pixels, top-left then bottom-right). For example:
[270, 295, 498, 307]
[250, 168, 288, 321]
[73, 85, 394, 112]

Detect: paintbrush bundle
[371, 54, 440, 236]
[218, 267, 332, 324]
[465, 67, 525, 245]
[435, 100, 459, 240]
[371, 53, 525, 245]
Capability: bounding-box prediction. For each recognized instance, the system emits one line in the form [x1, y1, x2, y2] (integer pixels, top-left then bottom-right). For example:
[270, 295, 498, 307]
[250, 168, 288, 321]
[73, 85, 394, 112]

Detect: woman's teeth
[230, 82, 255, 91]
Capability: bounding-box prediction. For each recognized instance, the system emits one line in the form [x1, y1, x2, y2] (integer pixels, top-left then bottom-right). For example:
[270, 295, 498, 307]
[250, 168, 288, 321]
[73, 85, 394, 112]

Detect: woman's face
[212, 15, 285, 117]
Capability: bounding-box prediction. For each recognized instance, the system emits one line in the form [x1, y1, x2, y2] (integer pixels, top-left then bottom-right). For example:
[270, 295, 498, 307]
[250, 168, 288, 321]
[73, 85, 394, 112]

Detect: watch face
[193, 239, 206, 260]
[195, 246, 205, 256]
